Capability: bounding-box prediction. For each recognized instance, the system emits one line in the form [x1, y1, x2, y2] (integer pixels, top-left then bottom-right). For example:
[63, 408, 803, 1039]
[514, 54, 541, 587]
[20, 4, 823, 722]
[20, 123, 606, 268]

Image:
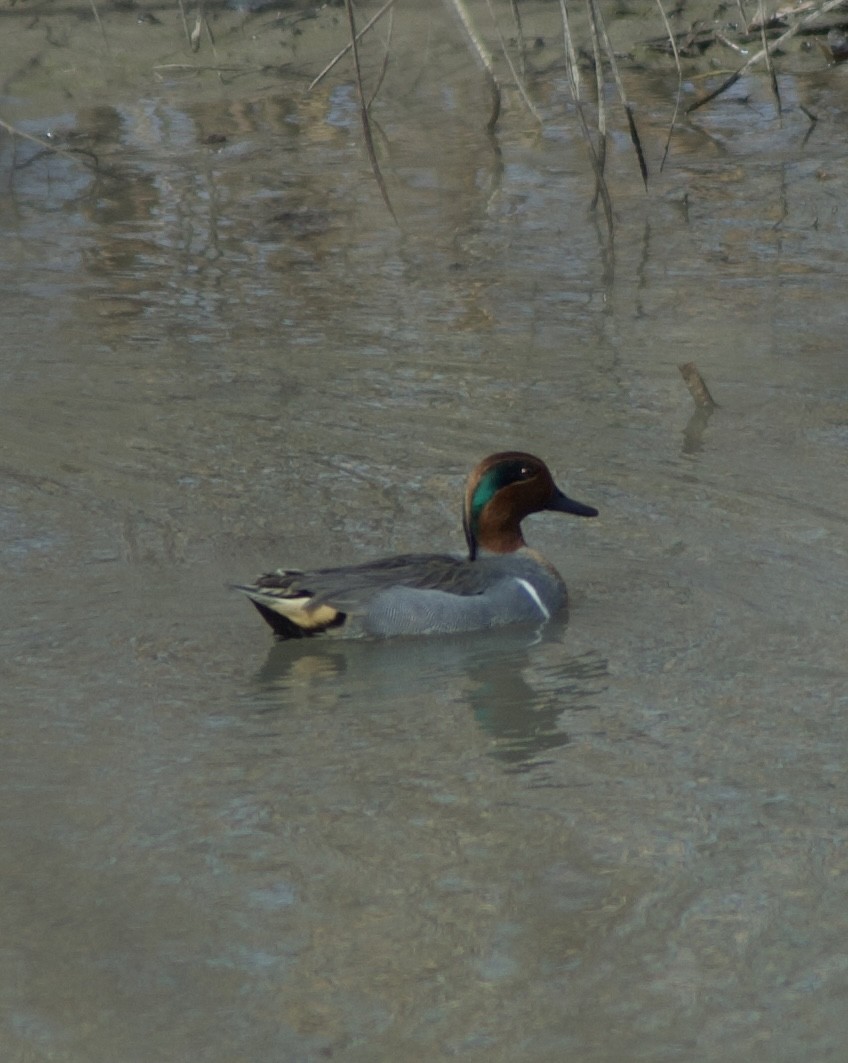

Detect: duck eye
[520, 465, 533, 478]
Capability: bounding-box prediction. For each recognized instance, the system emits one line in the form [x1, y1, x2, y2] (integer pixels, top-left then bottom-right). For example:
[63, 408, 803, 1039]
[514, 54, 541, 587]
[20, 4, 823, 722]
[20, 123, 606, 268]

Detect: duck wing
[247, 552, 490, 611]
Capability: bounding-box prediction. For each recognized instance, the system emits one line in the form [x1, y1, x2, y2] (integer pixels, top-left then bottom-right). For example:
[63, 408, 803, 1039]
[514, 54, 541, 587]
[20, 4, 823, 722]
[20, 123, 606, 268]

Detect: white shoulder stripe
[513, 578, 551, 620]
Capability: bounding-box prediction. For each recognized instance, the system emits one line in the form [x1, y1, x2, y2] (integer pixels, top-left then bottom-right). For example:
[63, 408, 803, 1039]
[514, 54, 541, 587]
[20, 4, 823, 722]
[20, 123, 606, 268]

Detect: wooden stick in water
[678, 362, 718, 409]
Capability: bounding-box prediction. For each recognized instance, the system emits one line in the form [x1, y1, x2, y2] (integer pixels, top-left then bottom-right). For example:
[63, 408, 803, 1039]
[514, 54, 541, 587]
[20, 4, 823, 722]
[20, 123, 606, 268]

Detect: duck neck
[465, 510, 526, 559]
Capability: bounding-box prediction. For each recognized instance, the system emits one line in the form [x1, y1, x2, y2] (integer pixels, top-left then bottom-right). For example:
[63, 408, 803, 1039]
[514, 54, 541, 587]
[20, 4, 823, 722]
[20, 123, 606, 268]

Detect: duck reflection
[252, 621, 607, 772]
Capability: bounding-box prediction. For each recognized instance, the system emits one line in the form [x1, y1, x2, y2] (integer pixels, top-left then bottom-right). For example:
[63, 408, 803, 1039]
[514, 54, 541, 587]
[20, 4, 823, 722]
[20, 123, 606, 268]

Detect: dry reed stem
[655, 0, 683, 172]
[88, 0, 109, 49]
[561, 0, 616, 241]
[366, 5, 394, 111]
[558, 0, 613, 244]
[482, 0, 543, 125]
[587, 0, 607, 211]
[508, 0, 527, 80]
[343, 0, 398, 225]
[307, 0, 398, 93]
[446, 0, 503, 132]
[588, 0, 647, 188]
[758, 0, 782, 112]
[176, 0, 192, 49]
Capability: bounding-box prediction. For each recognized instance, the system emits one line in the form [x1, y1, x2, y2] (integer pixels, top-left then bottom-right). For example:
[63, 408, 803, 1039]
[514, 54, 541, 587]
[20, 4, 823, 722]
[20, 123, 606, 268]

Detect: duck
[235, 451, 598, 639]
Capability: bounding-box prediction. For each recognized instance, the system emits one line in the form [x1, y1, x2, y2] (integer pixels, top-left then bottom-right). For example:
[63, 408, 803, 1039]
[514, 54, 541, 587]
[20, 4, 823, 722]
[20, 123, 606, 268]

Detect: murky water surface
[2, 1, 848, 1059]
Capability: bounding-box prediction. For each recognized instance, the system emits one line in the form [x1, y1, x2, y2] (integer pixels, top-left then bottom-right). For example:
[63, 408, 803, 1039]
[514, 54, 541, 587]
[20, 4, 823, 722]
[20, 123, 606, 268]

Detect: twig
[714, 30, 750, 54]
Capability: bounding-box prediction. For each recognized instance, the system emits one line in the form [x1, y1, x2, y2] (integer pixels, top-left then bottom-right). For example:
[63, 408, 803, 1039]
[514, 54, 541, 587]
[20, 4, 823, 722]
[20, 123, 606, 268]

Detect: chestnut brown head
[463, 451, 598, 559]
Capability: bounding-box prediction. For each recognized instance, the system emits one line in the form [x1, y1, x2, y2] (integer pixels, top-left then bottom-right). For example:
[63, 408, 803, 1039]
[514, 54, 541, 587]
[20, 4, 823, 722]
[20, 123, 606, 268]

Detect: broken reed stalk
[679, 362, 719, 409]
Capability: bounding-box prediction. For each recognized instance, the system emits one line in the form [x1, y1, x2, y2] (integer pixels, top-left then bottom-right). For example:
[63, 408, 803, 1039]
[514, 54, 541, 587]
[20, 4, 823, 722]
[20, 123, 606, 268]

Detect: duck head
[463, 451, 598, 559]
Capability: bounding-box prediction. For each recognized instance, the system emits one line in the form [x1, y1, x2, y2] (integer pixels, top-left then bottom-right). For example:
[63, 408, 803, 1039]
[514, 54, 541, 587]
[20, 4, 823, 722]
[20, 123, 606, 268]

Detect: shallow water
[2, 1, 848, 1060]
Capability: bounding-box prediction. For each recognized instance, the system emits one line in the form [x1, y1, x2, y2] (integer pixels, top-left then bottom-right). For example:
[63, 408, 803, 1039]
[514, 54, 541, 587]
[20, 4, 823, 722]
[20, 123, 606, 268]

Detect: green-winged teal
[235, 451, 598, 639]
